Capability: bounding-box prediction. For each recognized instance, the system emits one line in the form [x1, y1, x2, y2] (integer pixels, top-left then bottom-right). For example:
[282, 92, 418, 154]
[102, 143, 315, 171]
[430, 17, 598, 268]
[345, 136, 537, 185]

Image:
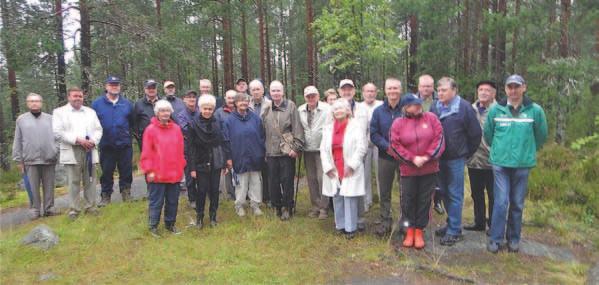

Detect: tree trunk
[555, 0, 571, 145]
[156, 0, 166, 74]
[240, 0, 249, 80]
[480, 0, 489, 74]
[545, 1, 557, 60]
[559, 0, 570, 58]
[494, 0, 506, 82]
[80, 0, 92, 95]
[462, 0, 471, 74]
[264, 2, 272, 84]
[54, 0, 67, 103]
[222, 0, 234, 90]
[1, 0, 19, 120]
[306, 0, 315, 85]
[511, 0, 520, 72]
[257, 0, 266, 81]
[407, 14, 418, 92]
[211, 21, 220, 96]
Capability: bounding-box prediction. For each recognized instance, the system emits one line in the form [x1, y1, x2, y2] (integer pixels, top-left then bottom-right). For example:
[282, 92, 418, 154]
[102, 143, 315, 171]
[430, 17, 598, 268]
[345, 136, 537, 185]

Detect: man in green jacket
[484, 74, 548, 253]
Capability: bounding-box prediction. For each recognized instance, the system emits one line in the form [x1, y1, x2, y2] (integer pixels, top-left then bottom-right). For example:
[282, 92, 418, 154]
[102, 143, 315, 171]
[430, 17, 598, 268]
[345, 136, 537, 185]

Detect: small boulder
[21, 224, 59, 250]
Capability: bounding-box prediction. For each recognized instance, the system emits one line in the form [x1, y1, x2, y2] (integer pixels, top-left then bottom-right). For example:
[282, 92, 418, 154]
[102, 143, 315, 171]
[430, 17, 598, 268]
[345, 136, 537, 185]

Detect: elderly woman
[187, 95, 231, 228]
[324, 88, 338, 105]
[388, 96, 445, 249]
[320, 98, 368, 239]
[223, 93, 266, 217]
[140, 100, 186, 237]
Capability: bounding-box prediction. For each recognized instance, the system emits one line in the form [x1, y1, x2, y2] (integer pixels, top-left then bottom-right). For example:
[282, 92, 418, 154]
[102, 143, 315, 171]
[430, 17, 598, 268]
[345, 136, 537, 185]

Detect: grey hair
[437, 77, 458, 90]
[234, 93, 250, 104]
[26, 93, 43, 101]
[153, 100, 173, 115]
[199, 79, 212, 87]
[249, 80, 264, 90]
[331, 98, 352, 116]
[198, 94, 216, 108]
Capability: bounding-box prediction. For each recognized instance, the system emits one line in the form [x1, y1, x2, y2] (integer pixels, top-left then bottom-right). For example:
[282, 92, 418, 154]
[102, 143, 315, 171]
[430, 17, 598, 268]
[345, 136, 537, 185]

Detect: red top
[140, 117, 186, 183]
[388, 112, 445, 177]
[332, 119, 348, 180]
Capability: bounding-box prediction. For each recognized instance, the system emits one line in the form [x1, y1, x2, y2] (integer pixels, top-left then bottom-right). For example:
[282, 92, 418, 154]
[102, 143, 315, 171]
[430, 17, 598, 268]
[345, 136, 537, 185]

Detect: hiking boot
[308, 209, 319, 218]
[236, 207, 246, 217]
[318, 209, 328, 220]
[98, 193, 111, 207]
[435, 226, 447, 237]
[121, 188, 132, 202]
[463, 223, 485, 231]
[487, 241, 500, 253]
[252, 206, 263, 216]
[440, 234, 463, 246]
[68, 211, 78, 220]
[149, 227, 161, 238]
[414, 229, 425, 249]
[403, 228, 415, 248]
[166, 225, 181, 235]
[280, 208, 290, 221]
[507, 241, 520, 253]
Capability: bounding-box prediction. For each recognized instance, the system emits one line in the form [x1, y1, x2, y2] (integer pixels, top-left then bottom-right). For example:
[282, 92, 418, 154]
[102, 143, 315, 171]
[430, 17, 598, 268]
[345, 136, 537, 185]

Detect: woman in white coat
[320, 98, 368, 239]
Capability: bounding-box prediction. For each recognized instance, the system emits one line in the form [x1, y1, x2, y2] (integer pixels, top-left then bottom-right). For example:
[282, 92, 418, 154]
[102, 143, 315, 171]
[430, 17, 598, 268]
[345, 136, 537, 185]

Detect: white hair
[331, 98, 352, 115]
[225, 89, 237, 99]
[153, 100, 173, 115]
[26, 93, 43, 101]
[269, 80, 284, 90]
[198, 94, 216, 108]
[249, 80, 264, 90]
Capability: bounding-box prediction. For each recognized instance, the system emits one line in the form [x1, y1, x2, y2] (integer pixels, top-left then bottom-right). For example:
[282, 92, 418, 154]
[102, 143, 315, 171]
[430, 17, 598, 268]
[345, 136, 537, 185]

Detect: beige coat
[52, 104, 103, 164]
[298, 102, 331, 152]
[320, 117, 368, 197]
[467, 100, 496, 169]
[261, 99, 304, 156]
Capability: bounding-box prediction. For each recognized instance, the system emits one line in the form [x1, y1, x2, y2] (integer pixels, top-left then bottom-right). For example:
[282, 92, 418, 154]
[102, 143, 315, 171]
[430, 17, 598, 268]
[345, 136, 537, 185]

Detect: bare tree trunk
[407, 14, 418, 92]
[1, 0, 19, 120]
[240, 0, 249, 80]
[511, 0, 520, 73]
[306, 0, 315, 85]
[462, 0, 471, 74]
[545, 1, 557, 60]
[555, 0, 571, 145]
[559, 0, 570, 58]
[257, 0, 266, 81]
[80, 0, 92, 95]
[156, 0, 166, 74]
[480, 0, 489, 74]
[54, 0, 67, 102]
[211, 21, 220, 96]
[265, 2, 272, 83]
[494, 0, 506, 82]
[222, 0, 234, 90]
[0, 103, 8, 170]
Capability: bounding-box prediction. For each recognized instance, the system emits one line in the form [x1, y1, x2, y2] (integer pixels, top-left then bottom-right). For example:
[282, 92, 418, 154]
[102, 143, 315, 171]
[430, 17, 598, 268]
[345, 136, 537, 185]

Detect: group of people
[12, 72, 547, 253]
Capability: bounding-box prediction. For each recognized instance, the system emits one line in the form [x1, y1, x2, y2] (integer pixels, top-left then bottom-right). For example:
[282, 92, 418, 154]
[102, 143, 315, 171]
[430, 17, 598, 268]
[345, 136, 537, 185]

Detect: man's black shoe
[463, 223, 485, 231]
[434, 226, 447, 237]
[440, 234, 463, 246]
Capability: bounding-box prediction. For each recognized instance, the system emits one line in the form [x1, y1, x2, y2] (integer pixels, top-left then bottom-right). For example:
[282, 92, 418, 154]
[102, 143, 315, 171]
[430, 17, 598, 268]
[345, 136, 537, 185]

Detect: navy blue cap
[505, 74, 525, 86]
[144, 79, 158, 88]
[400, 95, 423, 109]
[476, 80, 497, 90]
[106, 75, 121, 84]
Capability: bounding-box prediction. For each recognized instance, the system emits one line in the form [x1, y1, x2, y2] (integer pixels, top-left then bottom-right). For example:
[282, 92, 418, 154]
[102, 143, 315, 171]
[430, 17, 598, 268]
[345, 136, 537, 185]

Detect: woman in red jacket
[388, 96, 445, 249]
[140, 100, 186, 237]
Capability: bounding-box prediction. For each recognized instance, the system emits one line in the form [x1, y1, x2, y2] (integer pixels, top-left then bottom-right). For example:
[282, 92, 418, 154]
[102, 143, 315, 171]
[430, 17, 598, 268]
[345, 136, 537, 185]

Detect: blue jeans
[489, 166, 530, 244]
[148, 183, 180, 228]
[99, 146, 133, 195]
[439, 158, 466, 236]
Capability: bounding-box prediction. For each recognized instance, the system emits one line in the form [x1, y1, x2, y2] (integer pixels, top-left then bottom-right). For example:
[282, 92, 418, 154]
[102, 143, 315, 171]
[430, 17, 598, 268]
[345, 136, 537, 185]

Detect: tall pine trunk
[306, 0, 316, 85]
[407, 14, 418, 91]
[1, 0, 19, 120]
[480, 0, 489, 74]
[156, 0, 166, 74]
[55, 0, 67, 103]
[80, 0, 92, 95]
[257, 0, 266, 82]
[222, 0, 234, 90]
[494, 0, 506, 82]
[240, 0, 249, 80]
[510, 0, 520, 73]
[211, 21, 220, 96]
[555, 0, 571, 145]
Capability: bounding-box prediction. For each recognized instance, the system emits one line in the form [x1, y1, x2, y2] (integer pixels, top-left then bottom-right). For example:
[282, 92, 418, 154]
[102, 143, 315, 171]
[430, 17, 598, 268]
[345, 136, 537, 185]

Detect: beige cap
[338, 79, 355, 88]
[303, 85, 319, 97]
[163, 81, 176, 88]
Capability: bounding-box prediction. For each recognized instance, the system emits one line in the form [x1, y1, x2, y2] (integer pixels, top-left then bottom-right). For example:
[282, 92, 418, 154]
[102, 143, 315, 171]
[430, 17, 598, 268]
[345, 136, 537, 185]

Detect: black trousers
[261, 164, 269, 203]
[185, 164, 197, 202]
[195, 169, 221, 220]
[399, 173, 437, 229]
[266, 156, 295, 210]
[468, 168, 494, 227]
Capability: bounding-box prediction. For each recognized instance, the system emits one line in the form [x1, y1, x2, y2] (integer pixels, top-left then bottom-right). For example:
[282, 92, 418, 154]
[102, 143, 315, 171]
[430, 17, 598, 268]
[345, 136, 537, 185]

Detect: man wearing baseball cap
[133, 79, 161, 150]
[92, 75, 134, 206]
[235, 78, 249, 94]
[163, 80, 186, 124]
[484, 74, 547, 253]
[298, 86, 330, 219]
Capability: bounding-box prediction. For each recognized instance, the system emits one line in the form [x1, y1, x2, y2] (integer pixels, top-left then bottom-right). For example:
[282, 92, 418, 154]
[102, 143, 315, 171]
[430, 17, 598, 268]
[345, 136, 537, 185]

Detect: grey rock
[587, 262, 599, 285]
[21, 224, 59, 250]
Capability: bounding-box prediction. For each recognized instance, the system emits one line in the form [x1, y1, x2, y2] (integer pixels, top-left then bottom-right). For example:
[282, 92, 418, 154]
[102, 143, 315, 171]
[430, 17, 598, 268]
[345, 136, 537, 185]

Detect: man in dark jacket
[430, 77, 482, 246]
[370, 78, 403, 236]
[92, 76, 134, 206]
[133, 79, 161, 150]
[177, 90, 200, 209]
[163, 80, 186, 123]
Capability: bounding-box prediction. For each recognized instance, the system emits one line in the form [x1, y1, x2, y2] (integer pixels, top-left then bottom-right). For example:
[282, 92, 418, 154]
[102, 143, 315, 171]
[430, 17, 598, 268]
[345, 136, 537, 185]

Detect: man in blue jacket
[92, 76, 134, 206]
[430, 77, 482, 246]
[370, 78, 403, 236]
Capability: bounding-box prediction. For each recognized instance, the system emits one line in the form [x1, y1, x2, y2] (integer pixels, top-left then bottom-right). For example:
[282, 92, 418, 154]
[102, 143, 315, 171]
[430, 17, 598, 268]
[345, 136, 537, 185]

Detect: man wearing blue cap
[133, 79, 161, 149]
[92, 76, 134, 206]
[484, 74, 547, 253]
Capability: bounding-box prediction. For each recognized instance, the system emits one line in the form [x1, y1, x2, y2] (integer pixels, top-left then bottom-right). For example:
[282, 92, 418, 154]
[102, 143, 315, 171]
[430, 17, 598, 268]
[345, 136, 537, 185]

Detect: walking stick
[293, 153, 302, 215]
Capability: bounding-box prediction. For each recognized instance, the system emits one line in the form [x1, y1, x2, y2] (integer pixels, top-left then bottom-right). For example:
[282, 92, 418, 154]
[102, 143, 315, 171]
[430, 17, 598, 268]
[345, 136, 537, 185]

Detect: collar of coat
[271, 99, 288, 111]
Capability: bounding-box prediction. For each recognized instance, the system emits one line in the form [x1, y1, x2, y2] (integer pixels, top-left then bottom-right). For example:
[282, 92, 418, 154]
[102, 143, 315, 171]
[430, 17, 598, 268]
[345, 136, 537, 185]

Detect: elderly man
[359, 82, 383, 212]
[163, 80, 186, 122]
[298, 86, 330, 219]
[133, 79, 161, 150]
[92, 76, 134, 206]
[248, 79, 272, 205]
[177, 90, 200, 209]
[262, 80, 304, 220]
[199, 79, 213, 95]
[370, 78, 403, 236]
[12, 93, 58, 218]
[485, 75, 547, 253]
[235, 78, 249, 94]
[53, 87, 103, 220]
[464, 80, 497, 232]
[416, 74, 436, 112]
[430, 77, 482, 246]
[214, 89, 237, 200]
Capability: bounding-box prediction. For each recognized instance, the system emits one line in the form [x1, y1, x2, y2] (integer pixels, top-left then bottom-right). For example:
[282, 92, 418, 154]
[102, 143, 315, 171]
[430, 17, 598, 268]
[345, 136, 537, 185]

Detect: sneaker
[487, 241, 500, 253]
[149, 227, 161, 238]
[236, 207, 246, 217]
[345, 231, 356, 240]
[318, 210, 328, 220]
[98, 193, 111, 207]
[307, 209, 319, 218]
[507, 241, 520, 253]
[434, 226, 447, 237]
[68, 211, 78, 220]
[280, 208, 290, 221]
[166, 225, 181, 235]
[252, 207, 263, 216]
[440, 234, 464, 246]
